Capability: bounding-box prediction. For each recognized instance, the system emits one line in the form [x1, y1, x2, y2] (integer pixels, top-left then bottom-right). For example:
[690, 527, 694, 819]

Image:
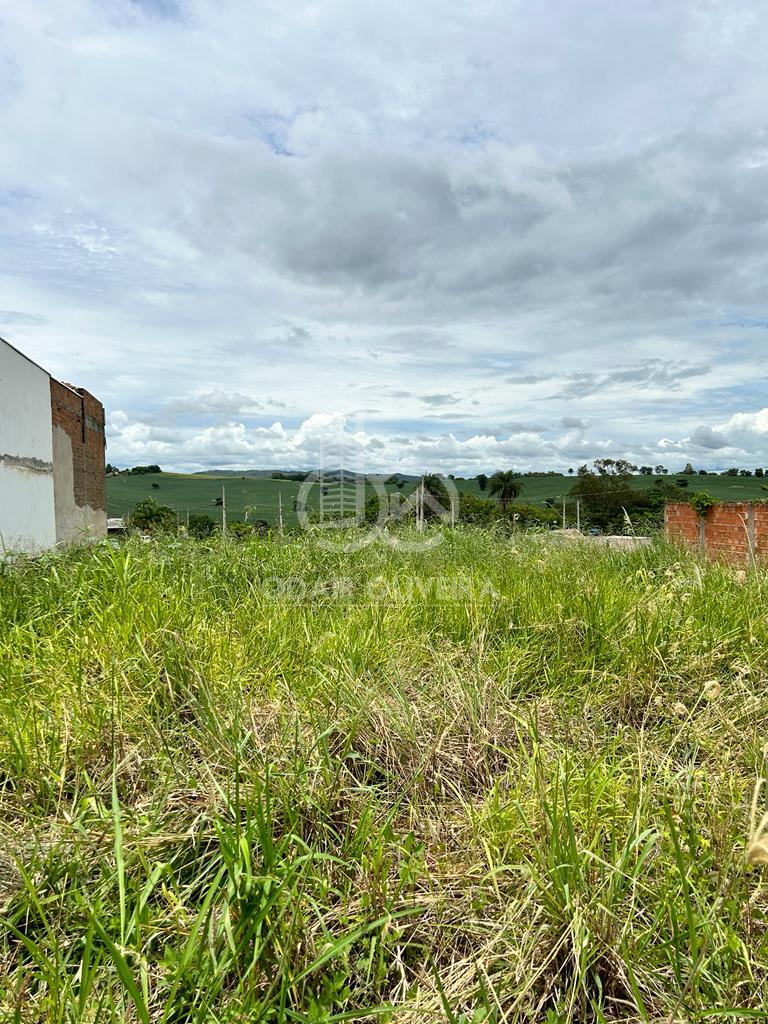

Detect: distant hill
[191, 469, 280, 478]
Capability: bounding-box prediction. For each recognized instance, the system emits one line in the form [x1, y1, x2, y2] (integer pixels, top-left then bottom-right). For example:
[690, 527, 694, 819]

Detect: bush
[187, 514, 218, 539]
[690, 491, 717, 517]
[458, 493, 558, 529]
[226, 520, 270, 539]
[128, 498, 177, 533]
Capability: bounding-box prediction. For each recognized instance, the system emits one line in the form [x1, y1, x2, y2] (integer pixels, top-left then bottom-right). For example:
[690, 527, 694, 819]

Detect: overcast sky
[2, 0, 768, 473]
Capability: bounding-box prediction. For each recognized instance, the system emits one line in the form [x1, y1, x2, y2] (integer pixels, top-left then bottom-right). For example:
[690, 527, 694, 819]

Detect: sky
[2, 0, 768, 474]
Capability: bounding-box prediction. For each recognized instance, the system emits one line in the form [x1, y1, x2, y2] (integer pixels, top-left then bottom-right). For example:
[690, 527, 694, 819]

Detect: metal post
[278, 490, 284, 535]
[222, 485, 227, 538]
[576, 499, 581, 532]
[562, 499, 566, 529]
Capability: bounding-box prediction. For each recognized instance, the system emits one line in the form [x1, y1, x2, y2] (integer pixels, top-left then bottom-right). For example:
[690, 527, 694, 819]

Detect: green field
[108, 471, 768, 527]
[2, 530, 768, 1020]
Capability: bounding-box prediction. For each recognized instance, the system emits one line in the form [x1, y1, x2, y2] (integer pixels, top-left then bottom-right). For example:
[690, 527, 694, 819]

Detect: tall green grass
[1, 529, 767, 1021]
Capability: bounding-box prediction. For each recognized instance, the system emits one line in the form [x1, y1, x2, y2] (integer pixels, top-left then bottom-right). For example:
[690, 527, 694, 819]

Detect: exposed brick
[666, 501, 767, 562]
[50, 379, 106, 513]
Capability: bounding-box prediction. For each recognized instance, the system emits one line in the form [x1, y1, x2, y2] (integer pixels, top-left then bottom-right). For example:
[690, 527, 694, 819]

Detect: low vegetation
[1, 530, 767, 1021]
[107, 468, 768, 532]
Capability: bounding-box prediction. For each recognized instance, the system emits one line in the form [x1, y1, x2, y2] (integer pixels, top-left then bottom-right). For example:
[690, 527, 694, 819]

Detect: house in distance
[0, 337, 107, 552]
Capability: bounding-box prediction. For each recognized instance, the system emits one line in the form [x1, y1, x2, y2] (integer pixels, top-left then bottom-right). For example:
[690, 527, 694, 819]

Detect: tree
[188, 513, 218, 539]
[489, 470, 524, 509]
[569, 460, 635, 532]
[594, 458, 638, 477]
[128, 498, 176, 533]
[420, 474, 451, 520]
[639, 466, 654, 476]
[458, 493, 558, 528]
[568, 468, 574, 476]
[683, 463, 695, 475]
[654, 465, 667, 475]
[757, 468, 765, 478]
[477, 473, 488, 492]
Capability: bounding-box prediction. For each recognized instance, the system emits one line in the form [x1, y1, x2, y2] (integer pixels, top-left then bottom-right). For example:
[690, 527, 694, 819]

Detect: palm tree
[419, 474, 451, 521]
[489, 470, 523, 510]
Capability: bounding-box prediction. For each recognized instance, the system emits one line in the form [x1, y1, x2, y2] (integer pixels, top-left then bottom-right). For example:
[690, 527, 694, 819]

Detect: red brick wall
[50, 379, 106, 512]
[665, 502, 701, 547]
[665, 502, 768, 561]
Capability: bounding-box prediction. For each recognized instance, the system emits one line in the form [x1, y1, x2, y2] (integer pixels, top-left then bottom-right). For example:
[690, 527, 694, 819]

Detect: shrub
[128, 498, 177, 533]
[187, 514, 218, 539]
[690, 491, 717, 517]
[458, 493, 558, 528]
[226, 520, 269, 539]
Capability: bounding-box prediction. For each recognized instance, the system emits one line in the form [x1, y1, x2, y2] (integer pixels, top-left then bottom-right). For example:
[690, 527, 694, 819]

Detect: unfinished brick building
[1, 337, 106, 551]
[50, 379, 107, 544]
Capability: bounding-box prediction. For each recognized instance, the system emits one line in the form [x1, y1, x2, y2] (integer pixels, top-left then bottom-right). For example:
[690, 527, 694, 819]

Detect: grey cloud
[561, 416, 591, 430]
[0, 310, 47, 325]
[167, 390, 286, 417]
[690, 425, 731, 449]
[127, 0, 182, 20]
[421, 393, 461, 407]
[284, 324, 312, 347]
[497, 421, 547, 433]
[558, 360, 710, 398]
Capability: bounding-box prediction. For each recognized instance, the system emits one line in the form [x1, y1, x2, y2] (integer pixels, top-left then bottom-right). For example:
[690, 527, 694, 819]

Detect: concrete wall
[50, 380, 107, 544]
[666, 501, 768, 561]
[0, 340, 57, 551]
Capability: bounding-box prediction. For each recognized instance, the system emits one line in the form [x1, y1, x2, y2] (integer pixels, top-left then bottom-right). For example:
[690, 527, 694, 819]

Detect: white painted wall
[53, 424, 106, 543]
[0, 339, 57, 552]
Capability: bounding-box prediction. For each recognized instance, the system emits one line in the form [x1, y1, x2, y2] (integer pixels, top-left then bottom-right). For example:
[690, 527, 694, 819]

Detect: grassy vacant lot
[107, 472, 768, 528]
[2, 530, 768, 1021]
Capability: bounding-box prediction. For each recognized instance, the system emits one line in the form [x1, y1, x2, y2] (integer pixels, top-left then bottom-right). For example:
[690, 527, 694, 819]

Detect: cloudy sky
[2, 0, 768, 473]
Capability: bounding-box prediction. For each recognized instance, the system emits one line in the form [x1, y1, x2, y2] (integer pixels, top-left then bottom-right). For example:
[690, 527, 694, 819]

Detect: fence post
[747, 503, 756, 565]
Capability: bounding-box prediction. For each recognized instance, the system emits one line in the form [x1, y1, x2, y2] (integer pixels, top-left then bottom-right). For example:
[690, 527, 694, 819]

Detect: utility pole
[319, 435, 325, 522]
[222, 485, 227, 538]
[278, 490, 284, 535]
